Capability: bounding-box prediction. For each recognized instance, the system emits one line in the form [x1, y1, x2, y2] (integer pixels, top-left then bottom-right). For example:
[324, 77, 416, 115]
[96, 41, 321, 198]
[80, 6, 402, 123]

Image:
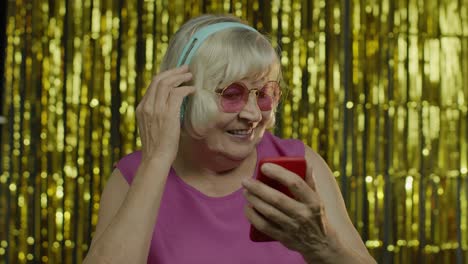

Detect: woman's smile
[226, 128, 254, 139]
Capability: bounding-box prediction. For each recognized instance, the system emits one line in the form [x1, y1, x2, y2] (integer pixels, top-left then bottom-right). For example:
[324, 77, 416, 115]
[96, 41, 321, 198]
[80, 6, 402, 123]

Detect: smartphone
[249, 156, 307, 242]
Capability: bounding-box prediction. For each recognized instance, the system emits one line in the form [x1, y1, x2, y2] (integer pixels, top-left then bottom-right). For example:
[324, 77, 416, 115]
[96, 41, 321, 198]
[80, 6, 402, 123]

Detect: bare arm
[83, 65, 195, 264]
[86, 169, 129, 256]
[242, 146, 376, 263]
[83, 159, 172, 264]
[302, 146, 375, 263]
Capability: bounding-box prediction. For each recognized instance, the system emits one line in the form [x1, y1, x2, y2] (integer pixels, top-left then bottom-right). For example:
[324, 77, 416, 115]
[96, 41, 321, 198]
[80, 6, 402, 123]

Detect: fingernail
[242, 178, 253, 186]
[261, 163, 271, 173]
[241, 179, 249, 186]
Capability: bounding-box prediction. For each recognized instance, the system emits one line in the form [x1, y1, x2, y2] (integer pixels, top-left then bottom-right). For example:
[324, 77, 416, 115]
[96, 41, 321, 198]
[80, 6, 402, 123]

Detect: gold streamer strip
[0, 0, 467, 263]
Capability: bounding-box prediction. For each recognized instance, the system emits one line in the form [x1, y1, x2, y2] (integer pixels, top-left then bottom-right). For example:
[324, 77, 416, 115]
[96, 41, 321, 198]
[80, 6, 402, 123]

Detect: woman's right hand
[136, 65, 195, 163]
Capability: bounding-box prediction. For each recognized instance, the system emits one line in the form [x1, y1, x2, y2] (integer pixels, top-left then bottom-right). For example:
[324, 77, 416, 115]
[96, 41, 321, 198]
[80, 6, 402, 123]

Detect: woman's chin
[219, 143, 258, 163]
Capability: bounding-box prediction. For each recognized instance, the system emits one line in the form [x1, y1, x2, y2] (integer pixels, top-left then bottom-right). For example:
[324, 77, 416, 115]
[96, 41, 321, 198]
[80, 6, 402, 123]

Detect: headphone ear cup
[179, 97, 189, 126]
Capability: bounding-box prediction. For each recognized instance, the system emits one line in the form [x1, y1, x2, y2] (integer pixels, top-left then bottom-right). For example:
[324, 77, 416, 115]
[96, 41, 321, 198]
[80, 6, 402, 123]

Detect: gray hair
[161, 14, 281, 137]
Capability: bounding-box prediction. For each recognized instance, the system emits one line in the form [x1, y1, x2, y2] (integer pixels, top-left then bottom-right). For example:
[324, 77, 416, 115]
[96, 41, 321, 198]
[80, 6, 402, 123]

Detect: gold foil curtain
[0, 0, 467, 263]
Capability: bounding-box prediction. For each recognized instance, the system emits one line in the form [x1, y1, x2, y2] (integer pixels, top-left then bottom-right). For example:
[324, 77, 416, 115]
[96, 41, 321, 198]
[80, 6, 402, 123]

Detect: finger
[151, 64, 190, 87]
[167, 85, 196, 114]
[244, 205, 284, 240]
[141, 65, 190, 111]
[243, 190, 298, 230]
[154, 72, 193, 109]
[305, 164, 318, 192]
[137, 76, 167, 117]
[243, 180, 324, 227]
[137, 76, 158, 117]
[242, 178, 305, 218]
[260, 163, 318, 204]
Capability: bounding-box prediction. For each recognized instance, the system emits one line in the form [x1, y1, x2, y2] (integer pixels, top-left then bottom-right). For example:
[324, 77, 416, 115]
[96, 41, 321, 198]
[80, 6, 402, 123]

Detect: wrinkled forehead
[221, 62, 281, 87]
[243, 71, 279, 87]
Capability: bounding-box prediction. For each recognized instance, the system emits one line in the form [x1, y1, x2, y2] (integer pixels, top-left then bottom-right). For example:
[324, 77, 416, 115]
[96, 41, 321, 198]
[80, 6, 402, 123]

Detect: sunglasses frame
[213, 81, 282, 112]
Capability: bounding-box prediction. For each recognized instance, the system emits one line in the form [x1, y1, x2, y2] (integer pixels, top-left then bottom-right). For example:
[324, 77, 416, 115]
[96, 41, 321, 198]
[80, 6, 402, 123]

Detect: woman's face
[199, 77, 278, 162]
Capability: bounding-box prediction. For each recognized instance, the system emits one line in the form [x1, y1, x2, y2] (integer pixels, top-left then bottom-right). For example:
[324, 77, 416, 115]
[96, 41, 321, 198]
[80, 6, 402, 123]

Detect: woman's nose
[238, 93, 262, 122]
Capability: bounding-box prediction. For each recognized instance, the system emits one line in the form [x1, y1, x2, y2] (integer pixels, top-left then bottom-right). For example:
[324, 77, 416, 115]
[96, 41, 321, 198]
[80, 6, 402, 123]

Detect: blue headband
[178, 22, 259, 124]
[176, 22, 258, 66]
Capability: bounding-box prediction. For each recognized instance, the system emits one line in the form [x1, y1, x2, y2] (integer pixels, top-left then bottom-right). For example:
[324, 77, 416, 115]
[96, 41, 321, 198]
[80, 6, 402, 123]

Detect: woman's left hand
[242, 163, 339, 261]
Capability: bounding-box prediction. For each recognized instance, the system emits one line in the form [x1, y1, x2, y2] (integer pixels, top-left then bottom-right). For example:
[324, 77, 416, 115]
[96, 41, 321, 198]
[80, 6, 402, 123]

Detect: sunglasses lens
[220, 83, 248, 112]
[257, 82, 280, 111]
[219, 82, 281, 112]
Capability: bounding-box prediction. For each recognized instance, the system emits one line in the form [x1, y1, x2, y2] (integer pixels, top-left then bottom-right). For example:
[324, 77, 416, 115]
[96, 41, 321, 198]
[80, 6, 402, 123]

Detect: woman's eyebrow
[244, 77, 268, 87]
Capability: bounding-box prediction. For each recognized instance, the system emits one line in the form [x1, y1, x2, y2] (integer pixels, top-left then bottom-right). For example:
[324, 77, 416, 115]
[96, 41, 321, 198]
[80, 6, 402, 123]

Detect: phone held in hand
[249, 156, 307, 242]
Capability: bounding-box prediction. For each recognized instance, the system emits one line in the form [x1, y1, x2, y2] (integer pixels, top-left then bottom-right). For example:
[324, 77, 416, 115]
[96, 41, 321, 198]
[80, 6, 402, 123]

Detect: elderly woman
[84, 14, 376, 264]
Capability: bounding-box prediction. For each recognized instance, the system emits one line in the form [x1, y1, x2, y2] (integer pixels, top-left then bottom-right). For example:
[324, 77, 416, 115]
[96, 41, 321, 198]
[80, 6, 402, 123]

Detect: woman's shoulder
[260, 131, 305, 157]
[303, 145, 338, 200]
[114, 151, 142, 184]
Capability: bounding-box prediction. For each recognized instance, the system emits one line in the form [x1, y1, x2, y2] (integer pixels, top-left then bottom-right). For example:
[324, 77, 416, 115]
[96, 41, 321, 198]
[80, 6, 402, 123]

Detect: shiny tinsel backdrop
[0, 0, 467, 263]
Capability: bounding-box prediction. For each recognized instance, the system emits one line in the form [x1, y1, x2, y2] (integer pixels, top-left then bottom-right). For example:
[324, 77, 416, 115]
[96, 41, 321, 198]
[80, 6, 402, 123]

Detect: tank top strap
[114, 151, 142, 184]
[256, 131, 305, 160]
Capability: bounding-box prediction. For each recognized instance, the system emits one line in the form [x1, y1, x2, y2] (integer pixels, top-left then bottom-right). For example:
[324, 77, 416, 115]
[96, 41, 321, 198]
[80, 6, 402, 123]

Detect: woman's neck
[171, 133, 257, 196]
[174, 133, 256, 175]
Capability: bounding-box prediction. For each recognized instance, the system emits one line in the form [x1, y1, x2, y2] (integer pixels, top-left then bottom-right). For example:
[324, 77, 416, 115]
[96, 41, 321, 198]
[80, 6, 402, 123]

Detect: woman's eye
[222, 85, 245, 100]
[258, 91, 268, 98]
[222, 92, 243, 100]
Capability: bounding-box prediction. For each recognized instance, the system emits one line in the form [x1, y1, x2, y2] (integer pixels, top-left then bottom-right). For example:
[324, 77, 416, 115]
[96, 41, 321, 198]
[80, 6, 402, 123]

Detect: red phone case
[249, 156, 307, 242]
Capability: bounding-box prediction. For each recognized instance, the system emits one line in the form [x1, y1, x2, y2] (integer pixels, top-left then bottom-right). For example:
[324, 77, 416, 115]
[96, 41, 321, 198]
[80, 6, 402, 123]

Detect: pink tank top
[116, 132, 307, 264]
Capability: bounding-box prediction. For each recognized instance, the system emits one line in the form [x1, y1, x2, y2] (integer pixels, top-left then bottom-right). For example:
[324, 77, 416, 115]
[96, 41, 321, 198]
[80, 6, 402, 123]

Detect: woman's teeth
[228, 129, 252, 135]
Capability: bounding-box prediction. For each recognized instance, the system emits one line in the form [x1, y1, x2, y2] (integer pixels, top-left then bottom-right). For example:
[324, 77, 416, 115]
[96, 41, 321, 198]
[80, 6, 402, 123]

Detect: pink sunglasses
[214, 81, 282, 113]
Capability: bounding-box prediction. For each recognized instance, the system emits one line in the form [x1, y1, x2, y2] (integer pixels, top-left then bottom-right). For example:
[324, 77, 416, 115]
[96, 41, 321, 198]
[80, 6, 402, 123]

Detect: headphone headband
[176, 22, 258, 66]
[176, 22, 258, 125]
